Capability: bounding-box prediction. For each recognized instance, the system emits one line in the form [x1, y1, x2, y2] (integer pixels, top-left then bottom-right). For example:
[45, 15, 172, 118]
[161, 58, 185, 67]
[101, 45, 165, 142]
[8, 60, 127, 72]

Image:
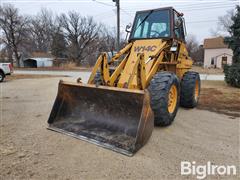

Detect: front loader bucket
[48, 81, 154, 156]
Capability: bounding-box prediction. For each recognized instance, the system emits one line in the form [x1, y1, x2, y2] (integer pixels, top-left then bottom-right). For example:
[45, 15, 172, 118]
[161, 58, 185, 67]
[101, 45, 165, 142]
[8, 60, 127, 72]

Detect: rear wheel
[180, 71, 201, 108]
[0, 71, 5, 82]
[148, 72, 180, 126]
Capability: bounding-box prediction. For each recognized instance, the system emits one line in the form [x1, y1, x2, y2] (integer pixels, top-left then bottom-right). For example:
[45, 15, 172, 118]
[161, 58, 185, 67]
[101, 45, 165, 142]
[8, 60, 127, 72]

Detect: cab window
[131, 9, 170, 39]
[174, 12, 185, 41]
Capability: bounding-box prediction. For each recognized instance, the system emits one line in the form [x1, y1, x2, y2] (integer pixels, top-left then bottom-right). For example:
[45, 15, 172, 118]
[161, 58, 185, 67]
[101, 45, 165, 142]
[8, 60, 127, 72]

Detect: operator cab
[129, 7, 186, 42]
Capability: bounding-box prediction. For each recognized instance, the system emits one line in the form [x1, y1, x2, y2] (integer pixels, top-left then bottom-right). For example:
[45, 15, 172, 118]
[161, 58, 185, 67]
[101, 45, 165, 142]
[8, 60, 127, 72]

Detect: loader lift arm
[88, 41, 168, 90]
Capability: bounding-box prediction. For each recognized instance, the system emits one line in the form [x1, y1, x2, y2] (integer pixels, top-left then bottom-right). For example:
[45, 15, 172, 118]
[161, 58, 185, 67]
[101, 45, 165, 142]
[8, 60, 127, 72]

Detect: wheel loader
[48, 7, 201, 156]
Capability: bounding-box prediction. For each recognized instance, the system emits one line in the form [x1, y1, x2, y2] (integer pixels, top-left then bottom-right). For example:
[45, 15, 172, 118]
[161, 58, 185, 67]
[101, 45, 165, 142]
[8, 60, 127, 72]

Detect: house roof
[203, 37, 229, 49]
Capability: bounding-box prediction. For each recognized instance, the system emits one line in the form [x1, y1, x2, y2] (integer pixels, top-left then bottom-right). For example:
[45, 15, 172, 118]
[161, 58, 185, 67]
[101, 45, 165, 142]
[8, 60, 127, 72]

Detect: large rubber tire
[94, 71, 103, 85]
[180, 71, 201, 108]
[94, 69, 115, 85]
[0, 71, 5, 82]
[148, 72, 180, 126]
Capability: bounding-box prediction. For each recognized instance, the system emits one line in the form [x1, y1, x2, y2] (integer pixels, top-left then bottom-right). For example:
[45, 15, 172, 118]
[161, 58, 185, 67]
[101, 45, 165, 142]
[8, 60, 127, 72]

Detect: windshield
[130, 9, 170, 39]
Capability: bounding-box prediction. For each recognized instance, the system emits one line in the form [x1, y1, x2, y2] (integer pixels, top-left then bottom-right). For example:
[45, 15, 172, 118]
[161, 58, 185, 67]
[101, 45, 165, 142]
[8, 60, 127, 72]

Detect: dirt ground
[5, 74, 68, 80]
[198, 81, 240, 118]
[192, 66, 224, 74]
[14, 66, 92, 72]
[0, 76, 239, 180]
[15, 65, 222, 74]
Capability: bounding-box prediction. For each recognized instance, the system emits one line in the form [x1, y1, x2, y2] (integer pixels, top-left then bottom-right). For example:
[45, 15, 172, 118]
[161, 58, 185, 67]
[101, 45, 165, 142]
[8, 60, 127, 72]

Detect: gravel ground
[0, 77, 239, 180]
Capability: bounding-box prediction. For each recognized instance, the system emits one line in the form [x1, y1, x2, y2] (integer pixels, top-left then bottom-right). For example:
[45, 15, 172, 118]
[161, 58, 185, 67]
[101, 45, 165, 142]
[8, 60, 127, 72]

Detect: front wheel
[148, 72, 180, 126]
[0, 71, 5, 82]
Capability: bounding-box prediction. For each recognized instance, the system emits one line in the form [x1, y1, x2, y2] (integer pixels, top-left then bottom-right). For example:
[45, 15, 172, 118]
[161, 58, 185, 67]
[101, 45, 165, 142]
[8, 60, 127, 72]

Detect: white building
[203, 37, 233, 68]
[23, 52, 54, 68]
[23, 58, 53, 68]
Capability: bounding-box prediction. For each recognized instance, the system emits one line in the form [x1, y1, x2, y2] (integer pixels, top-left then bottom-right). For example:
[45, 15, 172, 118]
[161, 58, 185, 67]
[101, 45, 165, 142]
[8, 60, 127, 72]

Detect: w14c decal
[134, 45, 157, 52]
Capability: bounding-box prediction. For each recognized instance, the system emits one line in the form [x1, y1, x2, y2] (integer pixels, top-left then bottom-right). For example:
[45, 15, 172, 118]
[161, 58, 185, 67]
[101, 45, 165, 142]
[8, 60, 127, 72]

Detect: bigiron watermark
[181, 161, 237, 179]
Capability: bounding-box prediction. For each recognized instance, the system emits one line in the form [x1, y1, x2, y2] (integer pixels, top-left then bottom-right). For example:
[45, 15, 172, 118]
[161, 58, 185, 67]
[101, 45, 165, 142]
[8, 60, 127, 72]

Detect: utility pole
[113, 0, 120, 51]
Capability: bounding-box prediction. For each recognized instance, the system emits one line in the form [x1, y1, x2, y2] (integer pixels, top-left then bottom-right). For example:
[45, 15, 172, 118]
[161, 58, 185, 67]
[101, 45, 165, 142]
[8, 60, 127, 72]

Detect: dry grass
[198, 81, 240, 117]
[14, 65, 92, 72]
[60, 62, 78, 69]
[192, 66, 224, 74]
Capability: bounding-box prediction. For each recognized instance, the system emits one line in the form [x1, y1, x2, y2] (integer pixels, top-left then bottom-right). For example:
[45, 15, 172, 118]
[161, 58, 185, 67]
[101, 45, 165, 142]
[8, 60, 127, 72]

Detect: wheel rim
[0, 75, 2, 81]
[168, 84, 177, 113]
[195, 79, 199, 101]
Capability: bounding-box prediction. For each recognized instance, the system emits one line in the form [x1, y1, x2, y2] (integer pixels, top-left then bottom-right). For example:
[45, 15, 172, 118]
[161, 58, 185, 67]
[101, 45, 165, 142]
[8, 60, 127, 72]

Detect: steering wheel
[150, 30, 161, 37]
[150, 30, 169, 37]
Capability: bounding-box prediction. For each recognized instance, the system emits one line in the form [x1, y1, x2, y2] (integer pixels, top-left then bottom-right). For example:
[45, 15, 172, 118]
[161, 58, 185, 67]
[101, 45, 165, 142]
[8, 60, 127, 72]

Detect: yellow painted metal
[109, 43, 133, 64]
[118, 39, 166, 89]
[146, 52, 164, 85]
[138, 53, 147, 89]
[88, 43, 133, 85]
[88, 38, 193, 89]
[102, 53, 110, 84]
[168, 84, 178, 113]
[127, 53, 141, 89]
[109, 54, 128, 86]
[175, 43, 192, 79]
[88, 54, 104, 84]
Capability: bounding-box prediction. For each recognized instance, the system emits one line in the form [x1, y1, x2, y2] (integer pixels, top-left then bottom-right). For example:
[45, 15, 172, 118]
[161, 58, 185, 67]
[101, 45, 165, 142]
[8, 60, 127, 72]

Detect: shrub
[224, 63, 240, 88]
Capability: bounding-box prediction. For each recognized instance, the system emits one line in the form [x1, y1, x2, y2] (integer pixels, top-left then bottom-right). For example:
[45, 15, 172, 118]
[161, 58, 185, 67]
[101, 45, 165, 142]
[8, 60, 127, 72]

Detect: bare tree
[0, 4, 124, 67]
[0, 4, 29, 66]
[29, 8, 55, 52]
[186, 35, 199, 54]
[51, 26, 67, 58]
[58, 11, 101, 64]
[98, 24, 116, 54]
[186, 34, 204, 64]
[211, 9, 235, 36]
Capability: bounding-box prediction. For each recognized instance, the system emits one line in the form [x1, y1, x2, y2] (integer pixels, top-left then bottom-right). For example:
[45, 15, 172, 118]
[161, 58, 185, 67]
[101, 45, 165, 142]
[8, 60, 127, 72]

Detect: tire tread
[148, 72, 180, 126]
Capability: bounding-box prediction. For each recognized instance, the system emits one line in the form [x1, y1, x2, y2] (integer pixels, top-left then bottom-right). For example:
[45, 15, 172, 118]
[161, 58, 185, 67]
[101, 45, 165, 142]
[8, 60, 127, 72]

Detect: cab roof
[135, 7, 183, 17]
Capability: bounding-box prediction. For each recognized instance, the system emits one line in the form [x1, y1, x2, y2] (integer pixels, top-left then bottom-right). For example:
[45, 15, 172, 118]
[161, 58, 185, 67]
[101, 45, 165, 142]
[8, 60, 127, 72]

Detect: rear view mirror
[175, 17, 183, 27]
[125, 23, 132, 33]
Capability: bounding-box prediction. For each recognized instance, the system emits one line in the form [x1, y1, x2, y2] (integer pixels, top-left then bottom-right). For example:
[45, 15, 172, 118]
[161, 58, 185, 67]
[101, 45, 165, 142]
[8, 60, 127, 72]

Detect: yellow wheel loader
[48, 7, 201, 156]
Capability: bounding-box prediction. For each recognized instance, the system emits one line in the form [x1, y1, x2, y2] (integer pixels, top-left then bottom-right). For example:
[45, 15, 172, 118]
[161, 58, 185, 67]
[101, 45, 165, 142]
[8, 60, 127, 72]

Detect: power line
[123, 1, 238, 10]
[93, 10, 115, 18]
[187, 20, 218, 24]
[92, 0, 115, 7]
[119, 0, 238, 3]
[124, 4, 236, 13]
[120, 8, 134, 18]
[178, 5, 236, 11]
[123, 1, 238, 9]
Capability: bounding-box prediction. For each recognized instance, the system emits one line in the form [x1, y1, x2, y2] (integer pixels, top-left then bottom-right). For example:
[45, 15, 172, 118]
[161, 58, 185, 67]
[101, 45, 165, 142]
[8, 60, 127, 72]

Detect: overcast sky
[0, 0, 239, 43]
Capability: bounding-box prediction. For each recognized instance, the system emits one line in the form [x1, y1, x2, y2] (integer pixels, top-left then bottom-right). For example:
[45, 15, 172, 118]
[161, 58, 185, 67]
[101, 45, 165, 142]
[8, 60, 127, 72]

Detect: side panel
[118, 39, 164, 89]
[176, 42, 193, 79]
